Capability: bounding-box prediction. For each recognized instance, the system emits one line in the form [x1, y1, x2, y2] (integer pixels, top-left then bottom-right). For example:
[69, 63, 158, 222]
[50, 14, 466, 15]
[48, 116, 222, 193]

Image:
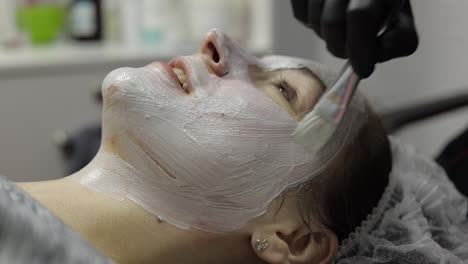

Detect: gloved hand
[291, 0, 419, 78]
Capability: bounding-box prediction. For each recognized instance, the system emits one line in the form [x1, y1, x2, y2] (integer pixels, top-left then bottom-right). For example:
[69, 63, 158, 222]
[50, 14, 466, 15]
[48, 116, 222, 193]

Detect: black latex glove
[291, 0, 419, 78]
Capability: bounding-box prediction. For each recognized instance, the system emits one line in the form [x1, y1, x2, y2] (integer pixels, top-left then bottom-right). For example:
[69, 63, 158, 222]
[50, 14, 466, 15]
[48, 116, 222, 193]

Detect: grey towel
[0, 175, 113, 264]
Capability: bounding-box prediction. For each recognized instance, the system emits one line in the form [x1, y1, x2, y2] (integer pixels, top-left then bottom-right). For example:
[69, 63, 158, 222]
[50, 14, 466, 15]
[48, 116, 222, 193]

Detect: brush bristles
[293, 110, 335, 152]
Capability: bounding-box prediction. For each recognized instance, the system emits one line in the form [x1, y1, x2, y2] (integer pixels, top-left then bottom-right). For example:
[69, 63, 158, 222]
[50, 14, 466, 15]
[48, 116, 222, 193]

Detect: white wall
[0, 70, 104, 181]
[0, 60, 153, 182]
[272, 0, 468, 156]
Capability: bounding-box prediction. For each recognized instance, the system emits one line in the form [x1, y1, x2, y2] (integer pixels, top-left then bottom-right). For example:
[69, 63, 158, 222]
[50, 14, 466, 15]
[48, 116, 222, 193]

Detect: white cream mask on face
[73, 29, 366, 233]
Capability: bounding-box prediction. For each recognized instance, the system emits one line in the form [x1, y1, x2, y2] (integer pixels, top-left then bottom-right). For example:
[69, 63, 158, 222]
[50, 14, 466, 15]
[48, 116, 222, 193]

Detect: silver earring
[255, 239, 269, 253]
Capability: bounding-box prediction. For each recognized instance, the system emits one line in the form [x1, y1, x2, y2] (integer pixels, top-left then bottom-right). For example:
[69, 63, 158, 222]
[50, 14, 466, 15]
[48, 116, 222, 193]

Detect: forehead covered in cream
[258, 55, 339, 89]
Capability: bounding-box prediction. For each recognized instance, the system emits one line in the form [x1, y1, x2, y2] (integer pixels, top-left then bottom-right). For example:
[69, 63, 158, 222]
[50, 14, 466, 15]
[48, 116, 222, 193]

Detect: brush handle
[335, 67, 360, 124]
[316, 63, 360, 124]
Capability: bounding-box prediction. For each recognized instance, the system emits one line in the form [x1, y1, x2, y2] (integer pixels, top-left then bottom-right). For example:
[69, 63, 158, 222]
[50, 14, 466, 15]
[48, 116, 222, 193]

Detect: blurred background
[1, 0, 468, 182]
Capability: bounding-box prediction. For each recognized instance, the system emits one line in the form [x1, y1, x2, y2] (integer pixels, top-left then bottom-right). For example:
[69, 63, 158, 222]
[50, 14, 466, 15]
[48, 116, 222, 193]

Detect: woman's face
[102, 30, 324, 124]
[96, 29, 327, 233]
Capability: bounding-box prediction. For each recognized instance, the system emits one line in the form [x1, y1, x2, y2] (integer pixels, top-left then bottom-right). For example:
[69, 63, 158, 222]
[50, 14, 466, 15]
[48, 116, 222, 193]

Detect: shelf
[0, 42, 193, 75]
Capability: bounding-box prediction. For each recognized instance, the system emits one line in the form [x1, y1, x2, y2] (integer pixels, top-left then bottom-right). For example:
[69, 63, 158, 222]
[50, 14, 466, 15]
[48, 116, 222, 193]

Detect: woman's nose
[199, 30, 228, 76]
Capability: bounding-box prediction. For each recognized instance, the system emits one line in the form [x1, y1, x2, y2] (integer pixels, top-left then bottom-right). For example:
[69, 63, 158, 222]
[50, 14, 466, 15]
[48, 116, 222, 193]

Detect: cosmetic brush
[293, 0, 407, 152]
[293, 62, 359, 151]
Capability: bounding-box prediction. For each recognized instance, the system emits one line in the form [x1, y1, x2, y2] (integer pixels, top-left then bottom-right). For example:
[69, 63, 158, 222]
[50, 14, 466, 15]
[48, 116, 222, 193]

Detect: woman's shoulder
[0, 175, 113, 264]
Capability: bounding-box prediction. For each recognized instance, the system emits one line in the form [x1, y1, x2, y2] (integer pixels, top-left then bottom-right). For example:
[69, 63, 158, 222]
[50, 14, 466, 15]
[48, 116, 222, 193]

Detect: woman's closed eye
[250, 67, 325, 120]
[275, 80, 297, 103]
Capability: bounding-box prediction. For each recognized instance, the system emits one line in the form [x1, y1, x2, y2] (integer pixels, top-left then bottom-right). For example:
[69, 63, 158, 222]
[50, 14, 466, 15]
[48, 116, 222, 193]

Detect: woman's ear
[251, 227, 337, 264]
[246, 194, 338, 264]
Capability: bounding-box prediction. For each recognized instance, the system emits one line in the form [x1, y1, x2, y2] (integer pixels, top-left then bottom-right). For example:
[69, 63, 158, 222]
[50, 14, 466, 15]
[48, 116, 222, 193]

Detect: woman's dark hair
[299, 107, 392, 243]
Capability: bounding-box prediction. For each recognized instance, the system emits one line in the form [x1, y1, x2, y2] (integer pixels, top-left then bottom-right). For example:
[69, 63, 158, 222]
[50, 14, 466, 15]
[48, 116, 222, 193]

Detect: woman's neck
[17, 153, 256, 264]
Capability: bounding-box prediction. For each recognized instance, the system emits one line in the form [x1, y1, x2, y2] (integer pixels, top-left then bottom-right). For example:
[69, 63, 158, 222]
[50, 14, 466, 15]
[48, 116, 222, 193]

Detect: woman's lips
[147, 58, 193, 94]
[147, 61, 180, 85]
[169, 57, 193, 93]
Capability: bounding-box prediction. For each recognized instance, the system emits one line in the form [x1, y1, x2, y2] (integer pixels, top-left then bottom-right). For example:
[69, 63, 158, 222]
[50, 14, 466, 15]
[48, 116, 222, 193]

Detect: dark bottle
[69, 0, 102, 41]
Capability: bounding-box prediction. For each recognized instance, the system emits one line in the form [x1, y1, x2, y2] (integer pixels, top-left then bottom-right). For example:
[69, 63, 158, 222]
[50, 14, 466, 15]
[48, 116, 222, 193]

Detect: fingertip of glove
[353, 63, 373, 79]
[290, 0, 307, 20]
